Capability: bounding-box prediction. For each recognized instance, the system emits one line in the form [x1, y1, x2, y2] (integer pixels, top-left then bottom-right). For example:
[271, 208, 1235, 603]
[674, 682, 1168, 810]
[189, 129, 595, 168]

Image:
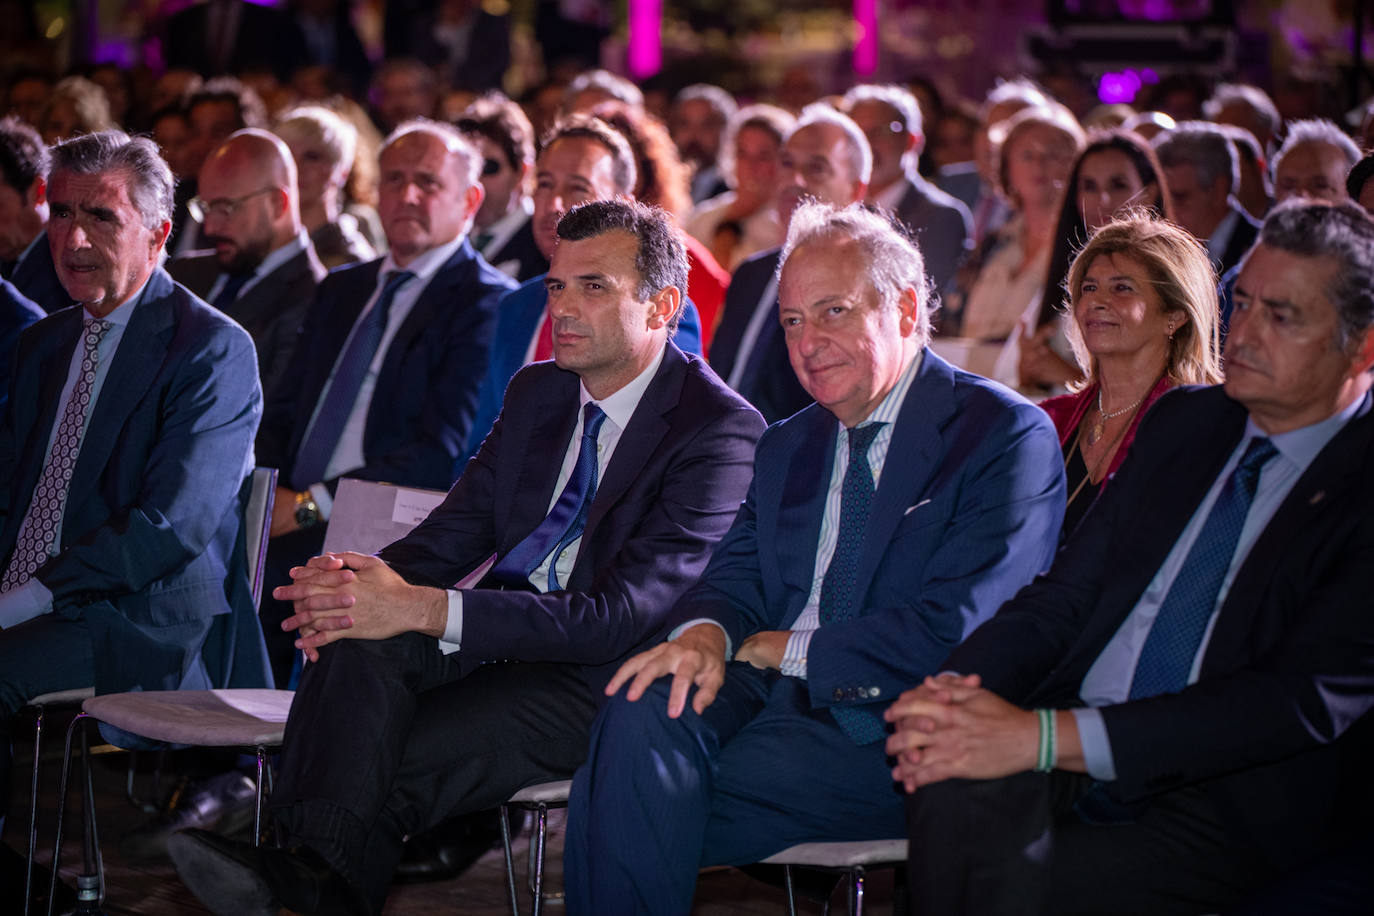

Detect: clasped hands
[273, 551, 448, 661]
[883, 673, 1042, 792]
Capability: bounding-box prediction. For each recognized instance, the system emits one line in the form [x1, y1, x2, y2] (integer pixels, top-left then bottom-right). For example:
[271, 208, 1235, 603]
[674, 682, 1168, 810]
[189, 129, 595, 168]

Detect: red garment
[1039, 375, 1174, 485]
[684, 234, 728, 357]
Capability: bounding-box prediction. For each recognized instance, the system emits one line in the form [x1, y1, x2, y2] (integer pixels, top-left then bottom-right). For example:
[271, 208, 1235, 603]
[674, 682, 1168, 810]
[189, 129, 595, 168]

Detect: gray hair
[719, 103, 794, 190]
[1203, 84, 1281, 140]
[673, 84, 737, 124]
[1153, 121, 1240, 195]
[1253, 200, 1374, 350]
[382, 118, 480, 189]
[565, 70, 644, 110]
[790, 104, 873, 186]
[274, 106, 358, 181]
[556, 198, 688, 332]
[779, 200, 933, 344]
[841, 84, 923, 137]
[1273, 119, 1362, 174]
[49, 130, 173, 229]
[981, 77, 1051, 123]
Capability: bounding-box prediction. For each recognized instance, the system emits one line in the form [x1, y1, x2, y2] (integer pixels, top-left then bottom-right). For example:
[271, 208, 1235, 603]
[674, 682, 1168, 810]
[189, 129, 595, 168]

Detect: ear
[852, 179, 869, 203]
[151, 219, 172, 252]
[647, 285, 680, 330]
[1166, 307, 1188, 334]
[29, 176, 45, 206]
[896, 285, 920, 337]
[464, 181, 484, 219]
[906, 131, 924, 158]
[1352, 325, 1374, 376]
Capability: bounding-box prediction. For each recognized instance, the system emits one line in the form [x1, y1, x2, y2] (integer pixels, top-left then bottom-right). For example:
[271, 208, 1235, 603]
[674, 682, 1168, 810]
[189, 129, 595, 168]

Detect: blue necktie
[1128, 437, 1279, 699]
[819, 422, 886, 744]
[488, 402, 607, 591]
[211, 271, 253, 312]
[291, 269, 415, 489]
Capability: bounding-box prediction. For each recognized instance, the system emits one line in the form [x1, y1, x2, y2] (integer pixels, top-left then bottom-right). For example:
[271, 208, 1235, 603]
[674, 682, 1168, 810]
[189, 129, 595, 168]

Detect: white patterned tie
[1, 318, 111, 592]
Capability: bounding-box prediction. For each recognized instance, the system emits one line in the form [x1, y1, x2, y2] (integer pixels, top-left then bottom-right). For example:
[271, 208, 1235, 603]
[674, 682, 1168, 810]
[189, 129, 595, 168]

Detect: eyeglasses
[481, 158, 504, 177]
[188, 187, 280, 222]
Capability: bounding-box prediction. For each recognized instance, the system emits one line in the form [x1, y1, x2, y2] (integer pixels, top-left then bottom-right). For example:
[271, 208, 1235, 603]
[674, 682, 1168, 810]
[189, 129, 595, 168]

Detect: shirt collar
[1207, 206, 1241, 260]
[85, 272, 152, 326]
[580, 343, 666, 431]
[872, 176, 909, 214]
[836, 345, 924, 432]
[1242, 390, 1368, 472]
[252, 230, 309, 280]
[380, 232, 467, 282]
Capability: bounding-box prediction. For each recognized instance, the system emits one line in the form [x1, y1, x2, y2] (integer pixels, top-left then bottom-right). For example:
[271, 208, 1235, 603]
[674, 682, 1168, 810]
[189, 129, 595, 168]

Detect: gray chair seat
[762, 838, 907, 868]
[80, 689, 293, 748]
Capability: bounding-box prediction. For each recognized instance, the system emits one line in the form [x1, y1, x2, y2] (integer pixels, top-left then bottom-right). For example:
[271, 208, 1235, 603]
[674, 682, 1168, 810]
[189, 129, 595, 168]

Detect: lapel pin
[1309, 490, 1326, 506]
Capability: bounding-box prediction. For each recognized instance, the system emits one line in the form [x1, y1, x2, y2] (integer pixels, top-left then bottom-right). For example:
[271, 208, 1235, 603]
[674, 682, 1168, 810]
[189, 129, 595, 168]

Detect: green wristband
[1034, 708, 1057, 773]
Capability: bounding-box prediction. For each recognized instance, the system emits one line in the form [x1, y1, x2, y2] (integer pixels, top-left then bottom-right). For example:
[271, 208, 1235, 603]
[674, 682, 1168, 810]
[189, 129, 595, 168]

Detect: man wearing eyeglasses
[455, 95, 547, 283]
[169, 129, 327, 397]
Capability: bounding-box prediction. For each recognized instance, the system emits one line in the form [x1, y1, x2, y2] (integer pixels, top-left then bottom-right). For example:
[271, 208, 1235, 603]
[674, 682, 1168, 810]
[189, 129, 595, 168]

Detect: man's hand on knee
[279, 552, 448, 651]
[605, 623, 727, 718]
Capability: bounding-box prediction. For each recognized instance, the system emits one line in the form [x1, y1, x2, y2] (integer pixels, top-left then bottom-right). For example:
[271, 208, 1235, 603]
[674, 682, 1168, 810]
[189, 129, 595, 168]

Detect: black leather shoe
[391, 809, 511, 885]
[120, 771, 258, 860]
[0, 841, 77, 915]
[169, 828, 369, 916]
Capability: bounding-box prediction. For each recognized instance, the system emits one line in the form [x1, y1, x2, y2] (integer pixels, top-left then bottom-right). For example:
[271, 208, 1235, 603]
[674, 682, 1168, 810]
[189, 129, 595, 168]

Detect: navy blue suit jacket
[942, 386, 1374, 866]
[0, 279, 42, 412]
[11, 237, 72, 315]
[708, 248, 813, 425]
[463, 273, 704, 461]
[259, 239, 513, 493]
[665, 349, 1065, 726]
[0, 268, 269, 694]
[382, 343, 764, 694]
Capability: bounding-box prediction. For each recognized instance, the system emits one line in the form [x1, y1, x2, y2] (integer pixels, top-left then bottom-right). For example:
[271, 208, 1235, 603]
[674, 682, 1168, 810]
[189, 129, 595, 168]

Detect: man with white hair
[1271, 119, 1361, 205]
[563, 200, 1066, 913]
[1154, 121, 1262, 274]
[710, 104, 873, 423]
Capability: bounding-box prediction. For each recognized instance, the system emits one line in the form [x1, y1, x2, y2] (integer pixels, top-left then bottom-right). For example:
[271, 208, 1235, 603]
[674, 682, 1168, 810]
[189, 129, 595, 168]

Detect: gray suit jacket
[888, 174, 973, 294]
[169, 244, 327, 396]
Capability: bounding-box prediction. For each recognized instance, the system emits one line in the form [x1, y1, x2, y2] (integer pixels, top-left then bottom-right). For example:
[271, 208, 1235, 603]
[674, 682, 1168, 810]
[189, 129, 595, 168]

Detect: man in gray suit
[841, 85, 972, 293]
[169, 129, 325, 395]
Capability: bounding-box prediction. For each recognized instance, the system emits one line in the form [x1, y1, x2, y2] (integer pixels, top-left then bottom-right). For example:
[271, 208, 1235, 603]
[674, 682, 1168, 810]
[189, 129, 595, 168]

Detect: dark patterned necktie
[487, 403, 608, 590]
[1128, 437, 1279, 698]
[211, 271, 253, 312]
[819, 422, 886, 744]
[2, 318, 111, 591]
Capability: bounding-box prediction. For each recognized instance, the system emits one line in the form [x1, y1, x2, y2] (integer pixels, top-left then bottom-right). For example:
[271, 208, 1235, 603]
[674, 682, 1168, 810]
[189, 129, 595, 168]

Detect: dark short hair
[456, 93, 536, 173]
[187, 76, 267, 130]
[50, 130, 174, 229]
[555, 198, 688, 331]
[540, 115, 637, 197]
[1255, 200, 1374, 349]
[0, 116, 48, 194]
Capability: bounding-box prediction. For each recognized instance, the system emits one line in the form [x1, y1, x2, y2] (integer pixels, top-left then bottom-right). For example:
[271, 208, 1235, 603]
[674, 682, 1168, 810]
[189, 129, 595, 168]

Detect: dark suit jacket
[169, 245, 327, 398]
[164, 0, 308, 80]
[665, 349, 1065, 727]
[464, 274, 704, 461]
[11, 237, 72, 315]
[380, 344, 765, 693]
[708, 248, 812, 424]
[482, 216, 547, 284]
[258, 239, 513, 493]
[1217, 203, 1262, 276]
[0, 268, 270, 695]
[888, 174, 973, 294]
[943, 385, 1374, 866]
[0, 280, 42, 412]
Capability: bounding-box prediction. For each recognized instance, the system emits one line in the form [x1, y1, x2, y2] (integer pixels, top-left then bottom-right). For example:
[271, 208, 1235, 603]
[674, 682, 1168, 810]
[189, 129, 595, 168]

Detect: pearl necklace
[1087, 387, 1147, 446]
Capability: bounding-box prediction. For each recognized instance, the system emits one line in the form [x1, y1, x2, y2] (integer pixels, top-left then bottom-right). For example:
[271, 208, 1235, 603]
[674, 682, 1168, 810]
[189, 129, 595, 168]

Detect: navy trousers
[564, 663, 905, 916]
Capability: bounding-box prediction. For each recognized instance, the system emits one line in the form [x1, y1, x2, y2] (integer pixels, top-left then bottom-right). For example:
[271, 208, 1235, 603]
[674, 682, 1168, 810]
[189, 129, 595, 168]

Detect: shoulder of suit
[676, 348, 762, 418]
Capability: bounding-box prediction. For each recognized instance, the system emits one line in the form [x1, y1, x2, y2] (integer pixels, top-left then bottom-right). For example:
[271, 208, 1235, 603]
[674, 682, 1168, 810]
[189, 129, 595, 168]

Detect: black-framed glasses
[188, 187, 280, 222]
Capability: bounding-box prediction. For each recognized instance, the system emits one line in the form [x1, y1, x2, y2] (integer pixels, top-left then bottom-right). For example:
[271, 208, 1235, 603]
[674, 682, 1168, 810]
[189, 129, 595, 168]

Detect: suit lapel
[230, 248, 308, 330]
[503, 371, 579, 552]
[779, 406, 835, 592]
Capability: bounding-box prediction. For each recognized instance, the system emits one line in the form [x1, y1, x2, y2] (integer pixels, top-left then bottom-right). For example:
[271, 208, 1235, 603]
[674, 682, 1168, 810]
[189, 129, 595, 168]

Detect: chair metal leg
[48, 713, 86, 916]
[782, 864, 798, 916]
[499, 803, 521, 916]
[24, 704, 45, 916]
[529, 802, 548, 916]
[79, 726, 104, 910]
[850, 866, 866, 916]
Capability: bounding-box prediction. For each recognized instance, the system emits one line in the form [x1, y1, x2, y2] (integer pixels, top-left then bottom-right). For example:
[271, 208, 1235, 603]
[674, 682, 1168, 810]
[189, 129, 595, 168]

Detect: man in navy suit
[255, 118, 514, 685]
[170, 199, 764, 915]
[0, 117, 70, 314]
[0, 280, 42, 412]
[562, 201, 1065, 913]
[0, 131, 265, 872]
[889, 201, 1374, 915]
[709, 105, 873, 424]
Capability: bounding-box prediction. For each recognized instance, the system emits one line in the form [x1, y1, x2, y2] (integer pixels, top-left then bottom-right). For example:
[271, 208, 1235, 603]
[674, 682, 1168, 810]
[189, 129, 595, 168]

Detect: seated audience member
[562, 68, 644, 116]
[370, 59, 439, 135]
[1216, 123, 1273, 220]
[1348, 154, 1374, 214]
[274, 106, 377, 268]
[1270, 118, 1361, 205]
[1040, 215, 1222, 539]
[170, 130, 326, 396]
[1121, 109, 1175, 142]
[1152, 121, 1260, 274]
[563, 201, 1065, 914]
[0, 131, 266, 902]
[670, 83, 736, 204]
[455, 94, 547, 282]
[465, 115, 703, 458]
[1021, 129, 1171, 392]
[685, 103, 794, 272]
[175, 78, 271, 256]
[39, 75, 115, 145]
[711, 104, 874, 424]
[1203, 83, 1282, 158]
[0, 117, 70, 313]
[4, 71, 54, 131]
[169, 199, 765, 915]
[840, 83, 973, 292]
[594, 102, 730, 349]
[0, 279, 41, 410]
[150, 104, 197, 180]
[890, 199, 1374, 916]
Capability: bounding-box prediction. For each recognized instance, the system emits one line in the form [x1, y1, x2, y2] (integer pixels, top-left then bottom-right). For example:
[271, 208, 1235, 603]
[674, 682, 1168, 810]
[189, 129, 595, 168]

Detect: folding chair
[760, 838, 908, 916]
[498, 779, 572, 916]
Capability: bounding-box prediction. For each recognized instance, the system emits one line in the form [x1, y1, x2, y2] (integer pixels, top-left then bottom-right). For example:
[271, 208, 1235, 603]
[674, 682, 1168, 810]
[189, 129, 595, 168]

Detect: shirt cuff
[437, 589, 463, 655]
[0, 577, 54, 629]
[310, 483, 333, 522]
[669, 617, 732, 660]
[1071, 708, 1117, 781]
[779, 628, 814, 678]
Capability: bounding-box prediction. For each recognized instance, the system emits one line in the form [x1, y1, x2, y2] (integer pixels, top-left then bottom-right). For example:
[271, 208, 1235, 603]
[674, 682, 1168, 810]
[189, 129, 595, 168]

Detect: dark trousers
[906, 771, 1270, 916]
[0, 614, 93, 833]
[270, 632, 598, 914]
[564, 664, 906, 916]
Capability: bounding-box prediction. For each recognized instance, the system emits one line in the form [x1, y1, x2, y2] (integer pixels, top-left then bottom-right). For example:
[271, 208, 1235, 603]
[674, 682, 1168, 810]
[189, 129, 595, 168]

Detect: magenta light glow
[853, 0, 877, 76]
[627, 0, 662, 79]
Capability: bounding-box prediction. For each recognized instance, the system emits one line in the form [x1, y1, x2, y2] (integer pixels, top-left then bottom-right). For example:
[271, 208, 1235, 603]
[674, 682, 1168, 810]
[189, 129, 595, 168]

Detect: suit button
[869, 686, 881, 699]
[834, 688, 845, 701]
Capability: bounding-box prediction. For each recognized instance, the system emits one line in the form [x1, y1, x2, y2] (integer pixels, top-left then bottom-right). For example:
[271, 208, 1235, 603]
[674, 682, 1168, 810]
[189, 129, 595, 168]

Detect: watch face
[295, 502, 319, 528]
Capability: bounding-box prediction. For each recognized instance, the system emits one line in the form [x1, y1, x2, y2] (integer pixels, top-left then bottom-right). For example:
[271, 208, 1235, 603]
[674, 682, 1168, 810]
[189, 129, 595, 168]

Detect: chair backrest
[245, 467, 277, 609]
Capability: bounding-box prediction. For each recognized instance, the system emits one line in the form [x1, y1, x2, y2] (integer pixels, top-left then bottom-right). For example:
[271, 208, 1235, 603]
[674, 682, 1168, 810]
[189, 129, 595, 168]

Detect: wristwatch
[294, 490, 321, 529]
